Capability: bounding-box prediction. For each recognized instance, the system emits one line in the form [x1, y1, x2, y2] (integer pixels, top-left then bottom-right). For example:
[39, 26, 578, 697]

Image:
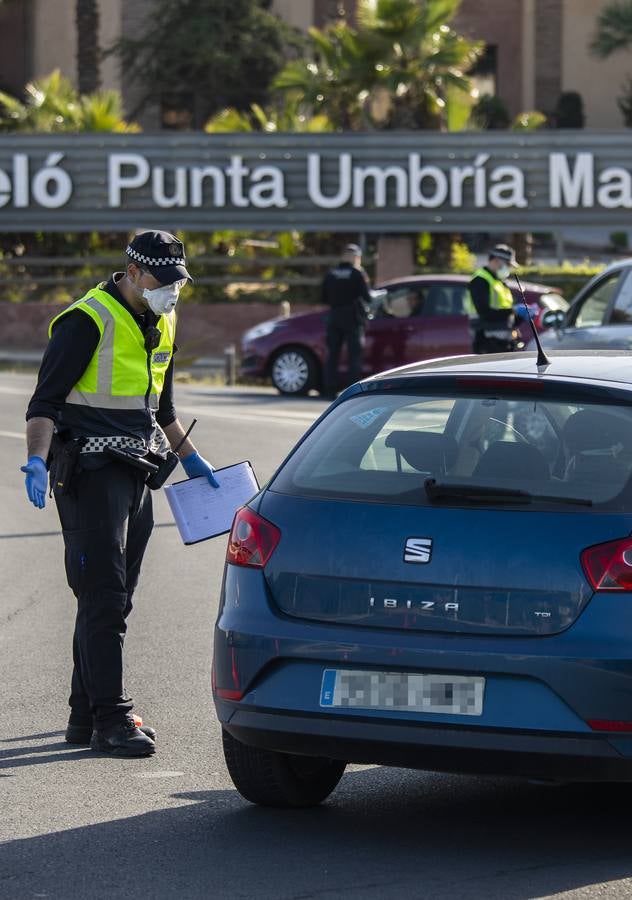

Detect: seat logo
[404, 537, 433, 564]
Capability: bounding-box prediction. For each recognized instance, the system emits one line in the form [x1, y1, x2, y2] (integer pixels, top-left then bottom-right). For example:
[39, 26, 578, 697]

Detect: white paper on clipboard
[164, 461, 259, 545]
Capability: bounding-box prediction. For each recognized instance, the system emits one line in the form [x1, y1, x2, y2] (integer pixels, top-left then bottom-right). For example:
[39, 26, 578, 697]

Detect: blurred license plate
[320, 670, 484, 716]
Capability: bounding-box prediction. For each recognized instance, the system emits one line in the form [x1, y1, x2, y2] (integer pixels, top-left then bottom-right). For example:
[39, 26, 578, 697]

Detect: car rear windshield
[270, 390, 632, 509]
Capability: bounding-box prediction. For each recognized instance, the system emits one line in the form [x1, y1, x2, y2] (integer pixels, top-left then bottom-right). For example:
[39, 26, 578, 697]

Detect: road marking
[0, 384, 321, 425]
[177, 404, 319, 428]
[0, 430, 24, 440]
[0, 385, 32, 397]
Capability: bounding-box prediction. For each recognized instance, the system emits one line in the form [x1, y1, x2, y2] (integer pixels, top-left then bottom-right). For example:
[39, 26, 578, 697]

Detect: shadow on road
[2, 768, 632, 899]
[0, 740, 91, 770]
[1, 731, 65, 742]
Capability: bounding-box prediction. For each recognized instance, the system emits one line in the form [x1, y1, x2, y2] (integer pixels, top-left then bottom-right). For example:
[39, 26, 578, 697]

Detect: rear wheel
[270, 346, 318, 395]
[222, 728, 346, 808]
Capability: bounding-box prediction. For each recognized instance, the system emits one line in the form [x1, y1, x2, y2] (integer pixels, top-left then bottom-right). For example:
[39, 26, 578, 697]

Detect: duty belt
[80, 435, 147, 455]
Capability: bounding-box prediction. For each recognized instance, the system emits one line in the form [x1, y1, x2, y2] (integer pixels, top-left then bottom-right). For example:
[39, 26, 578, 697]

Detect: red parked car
[240, 274, 567, 395]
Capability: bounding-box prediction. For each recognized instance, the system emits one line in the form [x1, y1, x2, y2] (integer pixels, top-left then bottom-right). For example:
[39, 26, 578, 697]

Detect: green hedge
[517, 263, 604, 303]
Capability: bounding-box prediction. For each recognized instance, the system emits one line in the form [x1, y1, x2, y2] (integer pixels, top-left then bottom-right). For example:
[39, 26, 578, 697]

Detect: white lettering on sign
[109, 154, 289, 209]
[307, 152, 527, 209]
[109, 152, 150, 206]
[597, 166, 632, 208]
[30, 153, 73, 208]
[409, 155, 448, 208]
[0, 153, 73, 209]
[0, 167, 10, 208]
[307, 153, 352, 208]
[250, 166, 288, 209]
[3, 148, 632, 214]
[549, 153, 594, 208]
[489, 165, 528, 209]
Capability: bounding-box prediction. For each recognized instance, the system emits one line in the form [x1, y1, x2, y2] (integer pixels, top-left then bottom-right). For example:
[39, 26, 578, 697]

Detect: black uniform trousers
[53, 460, 153, 729]
[324, 309, 365, 396]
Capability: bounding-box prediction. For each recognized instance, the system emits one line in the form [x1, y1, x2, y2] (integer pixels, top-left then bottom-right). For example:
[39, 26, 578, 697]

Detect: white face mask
[142, 279, 186, 315]
[497, 264, 511, 281]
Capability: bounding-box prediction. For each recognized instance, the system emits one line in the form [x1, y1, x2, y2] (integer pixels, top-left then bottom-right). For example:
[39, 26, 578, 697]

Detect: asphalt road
[2, 371, 632, 900]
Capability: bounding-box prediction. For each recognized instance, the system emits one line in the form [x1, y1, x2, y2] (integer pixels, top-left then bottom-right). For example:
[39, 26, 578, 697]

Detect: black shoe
[90, 716, 156, 757]
[66, 714, 156, 745]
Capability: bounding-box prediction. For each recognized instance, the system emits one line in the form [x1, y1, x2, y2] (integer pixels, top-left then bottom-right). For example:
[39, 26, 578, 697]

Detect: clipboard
[164, 460, 259, 545]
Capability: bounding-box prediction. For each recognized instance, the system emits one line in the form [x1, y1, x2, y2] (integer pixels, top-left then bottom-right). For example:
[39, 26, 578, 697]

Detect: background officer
[21, 230, 218, 758]
[468, 243, 518, 353]
[322, 243, 373, 398]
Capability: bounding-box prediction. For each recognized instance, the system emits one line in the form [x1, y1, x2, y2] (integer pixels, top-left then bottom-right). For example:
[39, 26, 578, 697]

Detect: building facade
[0, 0, 630, 129]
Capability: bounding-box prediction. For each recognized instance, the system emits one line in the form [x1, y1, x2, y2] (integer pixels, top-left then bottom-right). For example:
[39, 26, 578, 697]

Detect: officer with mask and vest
[467, 244, 519, 353]
[21, 231, 218, 758]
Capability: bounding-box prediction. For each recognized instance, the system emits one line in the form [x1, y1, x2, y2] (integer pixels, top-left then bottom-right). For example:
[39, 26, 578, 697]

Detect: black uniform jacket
[322, 262, 372, 327]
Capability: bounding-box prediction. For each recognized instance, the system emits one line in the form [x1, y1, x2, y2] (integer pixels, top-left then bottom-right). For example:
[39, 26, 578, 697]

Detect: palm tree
[274, 22, 381, 130]
[273, 0, 481, 130]
[76, 0, 101, 94]
[0, 70, 138, 132]
[591, 0, 632, 58]
[590, 1, 632, 127]
[359, 0, 482, 128]
[205, 99, 332, 133]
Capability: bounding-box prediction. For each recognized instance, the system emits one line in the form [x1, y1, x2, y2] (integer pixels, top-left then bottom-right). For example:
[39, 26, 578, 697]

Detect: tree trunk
[512, 232, 533, 266]
[76, 0, 101, 94]
[428, 233, 454, 269]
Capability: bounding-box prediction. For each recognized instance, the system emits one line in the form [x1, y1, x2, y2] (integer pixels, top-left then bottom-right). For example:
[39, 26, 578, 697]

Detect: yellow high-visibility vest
[464, 267, 514, 316]
[49, 283, 176, 413]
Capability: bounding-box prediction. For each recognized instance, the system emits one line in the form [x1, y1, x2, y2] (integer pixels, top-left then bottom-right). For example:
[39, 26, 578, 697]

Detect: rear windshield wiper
[424, 478, 593, 507]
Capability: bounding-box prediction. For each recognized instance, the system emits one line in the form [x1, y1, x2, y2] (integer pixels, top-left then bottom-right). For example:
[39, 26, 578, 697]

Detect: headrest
[473, 441, 549, 480]
[385, 430, 457, 473]
[563, 409, 632, 453]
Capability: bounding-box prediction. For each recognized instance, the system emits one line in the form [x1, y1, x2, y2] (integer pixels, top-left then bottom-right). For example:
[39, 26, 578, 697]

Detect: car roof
[365, 350, 632, 389]
[379, 274, 562, 295]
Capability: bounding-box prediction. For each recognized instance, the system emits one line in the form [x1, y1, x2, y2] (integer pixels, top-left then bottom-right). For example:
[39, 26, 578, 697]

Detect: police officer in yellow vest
[21, 231, 218, 757]
[467, 244, 518, 354]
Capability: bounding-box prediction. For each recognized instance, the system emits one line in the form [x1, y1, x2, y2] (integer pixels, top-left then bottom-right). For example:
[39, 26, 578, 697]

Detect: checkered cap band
[126, 245, 186, 267]
[81, 435, 147, 454]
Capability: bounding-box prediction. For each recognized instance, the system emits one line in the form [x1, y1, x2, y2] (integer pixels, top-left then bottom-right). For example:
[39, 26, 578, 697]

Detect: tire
[222, 728, 346, 808]
[270, 346, 318, 396]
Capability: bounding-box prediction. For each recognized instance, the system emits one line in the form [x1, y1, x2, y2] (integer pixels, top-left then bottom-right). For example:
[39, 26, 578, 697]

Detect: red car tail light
[580, 537, 632, 591]
[226, 507, 280, 569]
[587, 720, 632, 732]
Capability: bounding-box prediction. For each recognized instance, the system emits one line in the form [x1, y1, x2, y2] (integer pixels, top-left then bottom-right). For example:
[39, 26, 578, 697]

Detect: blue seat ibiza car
[213, 350, 632, 807]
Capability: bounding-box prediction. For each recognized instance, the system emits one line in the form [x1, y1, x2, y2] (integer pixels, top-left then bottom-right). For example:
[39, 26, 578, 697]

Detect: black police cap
[126, 230, 192, 285]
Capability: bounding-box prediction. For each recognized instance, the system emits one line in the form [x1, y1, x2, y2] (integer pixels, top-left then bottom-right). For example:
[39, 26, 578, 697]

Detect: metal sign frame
[1, 132, 631, 232]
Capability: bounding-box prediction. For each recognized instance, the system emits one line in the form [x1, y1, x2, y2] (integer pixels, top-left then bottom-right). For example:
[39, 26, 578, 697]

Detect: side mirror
[370, 288, 387, 308]
[368, 288, 388, 319]
[541, 309, 565, 330]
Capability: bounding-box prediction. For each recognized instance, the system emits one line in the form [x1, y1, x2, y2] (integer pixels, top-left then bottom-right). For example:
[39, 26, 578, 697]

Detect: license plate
[319, 669, 485, 716]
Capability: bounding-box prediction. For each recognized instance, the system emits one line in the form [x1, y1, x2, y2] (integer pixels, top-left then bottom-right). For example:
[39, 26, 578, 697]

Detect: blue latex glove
[20, 456, 48, 509]
[181, 451, 219, 488]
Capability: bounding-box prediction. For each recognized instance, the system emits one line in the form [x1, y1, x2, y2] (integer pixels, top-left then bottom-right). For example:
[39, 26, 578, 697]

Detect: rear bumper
[214, 566, 632, 781]
[219, 704, 632, 782]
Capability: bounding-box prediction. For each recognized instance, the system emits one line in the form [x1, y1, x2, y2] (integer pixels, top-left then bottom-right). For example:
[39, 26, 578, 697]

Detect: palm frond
[590, 0, 632, 57]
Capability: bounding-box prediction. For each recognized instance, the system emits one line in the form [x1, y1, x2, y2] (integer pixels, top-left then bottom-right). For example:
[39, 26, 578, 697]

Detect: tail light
[580, 537, 632, 591]
[226, 507, 280, 569]
[587, 720, 632, 732]
[533, 307, 545, 331]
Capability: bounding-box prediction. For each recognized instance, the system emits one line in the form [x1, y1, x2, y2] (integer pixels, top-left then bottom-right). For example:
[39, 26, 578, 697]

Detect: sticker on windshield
[350, 407, 388, 429]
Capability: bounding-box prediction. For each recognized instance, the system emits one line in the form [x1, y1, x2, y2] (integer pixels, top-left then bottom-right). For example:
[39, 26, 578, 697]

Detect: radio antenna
[173, 418, 197, 455]
[513, 272, 550, 368]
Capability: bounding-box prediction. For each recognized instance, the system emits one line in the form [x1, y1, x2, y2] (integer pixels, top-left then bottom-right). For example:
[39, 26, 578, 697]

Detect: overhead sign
[0, 132, 631, 232]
